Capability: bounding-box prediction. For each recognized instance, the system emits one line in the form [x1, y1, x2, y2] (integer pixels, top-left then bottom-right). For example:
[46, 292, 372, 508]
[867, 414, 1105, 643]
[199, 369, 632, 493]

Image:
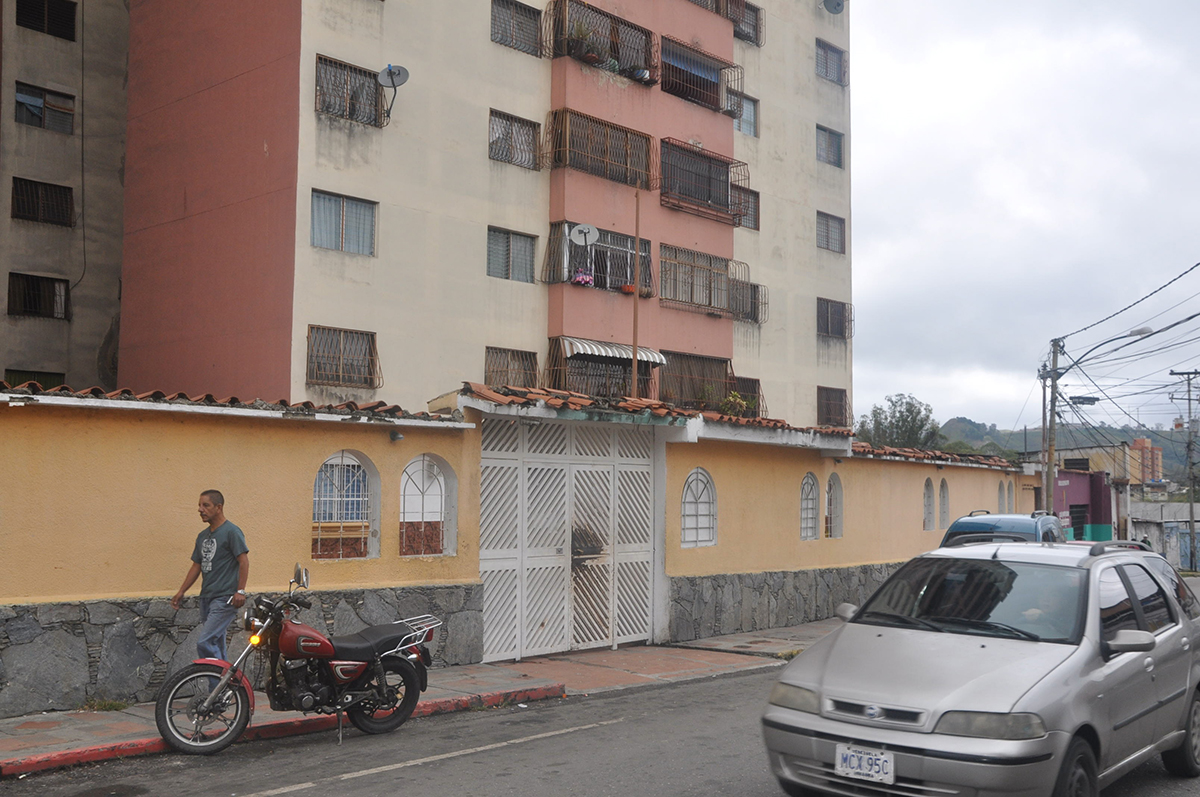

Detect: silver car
[762, 539, 1200, 797]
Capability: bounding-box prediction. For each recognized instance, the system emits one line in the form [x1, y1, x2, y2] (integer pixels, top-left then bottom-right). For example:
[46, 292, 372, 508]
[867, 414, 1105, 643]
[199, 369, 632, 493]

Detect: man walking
[171, 490, 250, 661]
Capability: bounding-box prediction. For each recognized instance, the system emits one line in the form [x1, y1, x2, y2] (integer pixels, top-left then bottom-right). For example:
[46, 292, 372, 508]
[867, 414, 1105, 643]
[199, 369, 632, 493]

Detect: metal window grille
[816, 39, 848, 85]
[489, 110, 540, 169]
[15, 0, 75, 41]
[924, 478, 935, 531]
[816, 211, 845, 254]
[730, 277, 768, 324]
[400, 455, 446, 557]
[543, 221, 653, 295]
[732, 2, 765, 47]
[3, 368, 65, 388]
[661, 37, 743, 116]
[801, 473, 819, 541]
[684, 0, 750, 27]
[315, 56, 382, 126]
[939, 479, 949, 529]
[817, 386, 849, 427]
[816, 298, 853, 338]
[660, 138, 749, 225]
[487, 227, 536, 283]
[311, 190, 376, 255]
[659, 244, 765, 323]
[547, 109, 653, 189]
[545, 337, 653, 398]
[732, 375, 767, 418]
[681, 468, 717, 547]
[825, 473, 844, 538]
[491, 0, 542, 57]
[485, 346, 539, 387]
[732, 93, 757, 136]
[732, 186, 759, 230]
[551, 0, 658, 83]
[660, 350, 734, 411]
[306, 325, 383, 388]
[7, 272, 70, 319]
[816, 125, 843, 167]
[11, 178, 73, 226]
[312, 451, 372, 560]
[14, 83, 74, 133]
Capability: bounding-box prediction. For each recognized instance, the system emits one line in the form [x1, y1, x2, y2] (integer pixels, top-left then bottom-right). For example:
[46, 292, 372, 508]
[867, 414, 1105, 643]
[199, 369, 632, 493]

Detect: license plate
[835, 743, 895, 785]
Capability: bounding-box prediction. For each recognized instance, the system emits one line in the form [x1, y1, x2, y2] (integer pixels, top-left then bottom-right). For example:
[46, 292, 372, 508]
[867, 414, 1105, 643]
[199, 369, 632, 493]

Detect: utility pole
[630, 189, 641, 399]
[1045, 340, 1062, 516]
[1170, 369, 1199, 571]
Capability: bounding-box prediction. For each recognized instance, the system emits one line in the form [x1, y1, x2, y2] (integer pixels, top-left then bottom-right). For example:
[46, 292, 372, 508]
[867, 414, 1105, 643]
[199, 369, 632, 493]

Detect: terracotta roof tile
[852, 440, 1015, 468]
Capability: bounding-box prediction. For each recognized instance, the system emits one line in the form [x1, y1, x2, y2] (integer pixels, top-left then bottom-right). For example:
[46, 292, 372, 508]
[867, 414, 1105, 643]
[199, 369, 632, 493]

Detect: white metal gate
[480, 418, 653, 661]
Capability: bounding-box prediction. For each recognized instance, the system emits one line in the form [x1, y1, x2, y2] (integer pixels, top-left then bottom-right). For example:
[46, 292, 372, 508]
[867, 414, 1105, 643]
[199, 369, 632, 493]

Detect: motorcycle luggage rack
[395, 614, 443, 647]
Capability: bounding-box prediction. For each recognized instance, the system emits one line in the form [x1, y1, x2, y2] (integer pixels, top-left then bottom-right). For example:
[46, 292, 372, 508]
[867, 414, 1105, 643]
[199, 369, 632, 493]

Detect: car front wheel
[1162, 689, 1200, 777]
[1052, 738, 1097, 797]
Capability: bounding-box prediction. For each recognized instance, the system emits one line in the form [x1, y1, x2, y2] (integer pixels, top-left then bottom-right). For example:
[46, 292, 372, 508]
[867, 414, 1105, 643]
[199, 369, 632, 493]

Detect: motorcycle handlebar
[291, 596, 312, 610]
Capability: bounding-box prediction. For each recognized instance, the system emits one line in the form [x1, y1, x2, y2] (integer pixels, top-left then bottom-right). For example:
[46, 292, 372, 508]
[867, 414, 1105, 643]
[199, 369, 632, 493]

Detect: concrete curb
[0, 683, 566, 778]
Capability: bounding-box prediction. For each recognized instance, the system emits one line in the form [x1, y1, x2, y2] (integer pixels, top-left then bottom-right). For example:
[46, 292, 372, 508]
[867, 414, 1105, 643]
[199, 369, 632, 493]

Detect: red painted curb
[0, 683, 566, 778]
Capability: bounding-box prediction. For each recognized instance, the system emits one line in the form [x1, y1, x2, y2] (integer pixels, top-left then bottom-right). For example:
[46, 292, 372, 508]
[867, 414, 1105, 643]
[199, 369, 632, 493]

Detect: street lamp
[1043, 326, 1153, 516]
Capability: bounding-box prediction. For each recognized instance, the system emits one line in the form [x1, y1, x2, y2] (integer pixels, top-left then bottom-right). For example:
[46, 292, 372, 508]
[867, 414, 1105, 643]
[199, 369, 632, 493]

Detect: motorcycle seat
[330, 622, 417, 662]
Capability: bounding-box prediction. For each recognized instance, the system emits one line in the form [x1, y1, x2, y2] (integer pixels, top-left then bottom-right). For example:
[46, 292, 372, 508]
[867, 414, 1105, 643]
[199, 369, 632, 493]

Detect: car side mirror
[835, 603, 858, 622]
[1107, 629, 1156, 653]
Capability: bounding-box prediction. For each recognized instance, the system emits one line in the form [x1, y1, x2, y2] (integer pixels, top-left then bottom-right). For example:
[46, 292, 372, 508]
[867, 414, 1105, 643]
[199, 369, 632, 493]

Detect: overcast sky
[850, 1, 1200, 437]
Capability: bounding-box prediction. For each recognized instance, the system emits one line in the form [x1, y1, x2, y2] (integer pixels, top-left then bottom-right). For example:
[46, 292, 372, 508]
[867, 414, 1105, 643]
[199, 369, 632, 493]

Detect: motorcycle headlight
[935, 711, 1046, 740]
[768, 683, 820, 714]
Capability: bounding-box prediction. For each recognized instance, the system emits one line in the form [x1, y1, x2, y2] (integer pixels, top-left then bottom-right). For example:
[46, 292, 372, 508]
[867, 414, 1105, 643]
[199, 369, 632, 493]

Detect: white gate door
[480, 418, 653, 661]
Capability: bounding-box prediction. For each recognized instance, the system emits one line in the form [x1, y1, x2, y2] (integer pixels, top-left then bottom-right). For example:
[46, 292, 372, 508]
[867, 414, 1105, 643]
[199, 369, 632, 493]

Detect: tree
[855, 394, 943, 449]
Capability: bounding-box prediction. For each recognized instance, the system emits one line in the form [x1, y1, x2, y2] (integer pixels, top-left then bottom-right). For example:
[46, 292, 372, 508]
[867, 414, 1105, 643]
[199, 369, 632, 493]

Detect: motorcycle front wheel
[155, 663, 251, 754]
[347, 658, 419, 734]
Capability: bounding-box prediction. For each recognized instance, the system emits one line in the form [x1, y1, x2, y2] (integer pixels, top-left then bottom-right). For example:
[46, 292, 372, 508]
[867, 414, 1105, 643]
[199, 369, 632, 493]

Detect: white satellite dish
[377, 64, 409, 89]
[569, 224, 600, 247]
[823, 0, 845, 13]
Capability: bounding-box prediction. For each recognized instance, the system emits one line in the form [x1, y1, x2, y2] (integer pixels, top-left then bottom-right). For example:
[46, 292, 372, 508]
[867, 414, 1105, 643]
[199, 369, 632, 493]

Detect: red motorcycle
[155, 564, 441, 754]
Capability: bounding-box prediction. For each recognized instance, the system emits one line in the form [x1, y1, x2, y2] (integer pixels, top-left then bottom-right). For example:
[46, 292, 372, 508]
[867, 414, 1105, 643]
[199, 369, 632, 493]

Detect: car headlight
[934, 711, 1046, 740]
[768, 683, 820, 714]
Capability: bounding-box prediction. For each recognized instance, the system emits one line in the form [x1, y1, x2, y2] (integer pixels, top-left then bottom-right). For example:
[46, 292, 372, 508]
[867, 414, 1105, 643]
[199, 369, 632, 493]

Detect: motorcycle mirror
[301, 568, 310, 589]
[293, 562, 303, 584]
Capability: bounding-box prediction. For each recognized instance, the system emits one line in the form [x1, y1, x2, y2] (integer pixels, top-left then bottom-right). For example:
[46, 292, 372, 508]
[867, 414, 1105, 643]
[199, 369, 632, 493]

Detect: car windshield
[856, 558, 1086, 644]
[947, 518, 1034, 533]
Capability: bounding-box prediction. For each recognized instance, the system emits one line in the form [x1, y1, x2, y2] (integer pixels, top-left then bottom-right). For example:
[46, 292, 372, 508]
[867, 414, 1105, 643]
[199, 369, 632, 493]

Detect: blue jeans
[197, 596, 239, 661]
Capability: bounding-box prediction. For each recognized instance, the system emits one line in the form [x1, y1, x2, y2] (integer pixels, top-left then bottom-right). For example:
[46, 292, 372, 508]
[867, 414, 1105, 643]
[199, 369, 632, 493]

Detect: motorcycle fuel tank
[279, 619, 335, 659]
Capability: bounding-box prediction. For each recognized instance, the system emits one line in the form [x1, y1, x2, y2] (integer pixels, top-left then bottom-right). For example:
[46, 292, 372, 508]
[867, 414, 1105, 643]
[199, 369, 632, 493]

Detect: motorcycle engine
[281, 659, 332, 711]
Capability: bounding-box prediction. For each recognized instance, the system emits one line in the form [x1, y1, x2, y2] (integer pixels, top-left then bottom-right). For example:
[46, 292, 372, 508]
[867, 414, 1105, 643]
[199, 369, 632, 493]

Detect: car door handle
[1143, 657, 1155, 673]
[1182, 637, 1191, 651]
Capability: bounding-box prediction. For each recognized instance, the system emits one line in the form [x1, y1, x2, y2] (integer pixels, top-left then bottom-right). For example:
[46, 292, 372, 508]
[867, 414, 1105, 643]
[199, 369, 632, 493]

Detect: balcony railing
[660, 36, 743, 117]
[544, 221, 655, 296]
[545, 337, 655, 398]
[550, 0, 658, 84]
[546, 109, 654, 189]
[660, 138, 749, 225]
[659, 245, 766, 323]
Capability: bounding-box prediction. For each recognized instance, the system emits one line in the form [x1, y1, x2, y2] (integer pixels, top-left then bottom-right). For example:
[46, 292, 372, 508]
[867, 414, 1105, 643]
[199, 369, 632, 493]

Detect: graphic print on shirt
[200, 536, 217, 573]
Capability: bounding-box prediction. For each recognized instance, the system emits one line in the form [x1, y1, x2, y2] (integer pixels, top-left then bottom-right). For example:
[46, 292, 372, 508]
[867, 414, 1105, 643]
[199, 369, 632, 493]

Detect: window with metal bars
[659, 244, 766, 323]
[660, 350, 734, 411]
[547, 109, 653, 189]
[681, 468, 717, 548]
[489, 110, 540, 169]
[660, 37, 743, 116]
[485, 346, 539, 388]
[801, 472, 819, 541]
[732, 93, 757, 136]
[15, 0, 76, 41]
[7, 273, 70, 320]
[11, 178, 73, 226]
[924, 478, 935, 531]
[4, 368, 65, 388]
[825, 473, 844, 538]
[816, 211, 845, 254]
[492, 0, 542, 56]
[817, 386, 849, 427]
[487, 227, 536, 283]
[732, 2, 764, 47]
[660, 139, 749, 225]
[732, 375, 767, 418]
[939, 479, 950, 529]
[15, 83, 74, 133]
[816, 298, 853, 338]
[816, 125, 844, 167]
[551, 0, 657, 83]
[544, 221, 652, 294]
[730, 277, 768, 324]
[816, 39, 848, 85]
[545, 337, 653, 398]
[315, 56, 382, 126]
[312, 450, 377, 560]
[311, 190, 375, 255]
[400, 455, 454, 557]
[732, 186, 759, 230]
[306, 326, 383, 388]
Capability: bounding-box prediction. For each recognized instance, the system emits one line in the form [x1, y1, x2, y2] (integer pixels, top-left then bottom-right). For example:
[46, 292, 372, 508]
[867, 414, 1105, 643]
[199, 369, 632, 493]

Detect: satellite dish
[377, 64, 409, 89]
[823, 0, 845, 13]
[569, 224, 600, 247]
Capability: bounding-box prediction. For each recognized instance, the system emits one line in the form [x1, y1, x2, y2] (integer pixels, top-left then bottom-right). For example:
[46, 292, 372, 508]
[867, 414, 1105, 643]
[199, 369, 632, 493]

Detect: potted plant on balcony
[566, 20, 602, 62]
[619, 283, 637, 294]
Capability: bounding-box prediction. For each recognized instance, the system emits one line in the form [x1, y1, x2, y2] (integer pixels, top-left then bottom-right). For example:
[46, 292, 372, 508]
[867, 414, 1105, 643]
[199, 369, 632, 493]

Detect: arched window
[801, 473, 819, 541]
[998, 480, 1006, 513]
[312, 450, 379, 560]
[923, 477, 935, 531]
[681, 468, 717, 547]
[1007, 480, 1015, 513]
[824, 473, 843, 539]
[939, 478, 949, 529]
[401, 454, 458, 556]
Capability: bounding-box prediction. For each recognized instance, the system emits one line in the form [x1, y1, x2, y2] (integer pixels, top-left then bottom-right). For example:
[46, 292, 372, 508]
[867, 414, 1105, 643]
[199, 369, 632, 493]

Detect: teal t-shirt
[191, 521, 249, 597]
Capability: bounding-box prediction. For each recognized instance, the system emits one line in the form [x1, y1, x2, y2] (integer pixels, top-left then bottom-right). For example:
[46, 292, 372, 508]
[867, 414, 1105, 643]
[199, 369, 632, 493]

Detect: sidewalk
[0, 622, 827, 778]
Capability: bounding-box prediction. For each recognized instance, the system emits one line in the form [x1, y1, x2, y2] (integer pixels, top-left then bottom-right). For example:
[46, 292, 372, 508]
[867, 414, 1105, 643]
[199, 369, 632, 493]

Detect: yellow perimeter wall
[1, 404, 481, 603]
[665, 440, 1037, 577]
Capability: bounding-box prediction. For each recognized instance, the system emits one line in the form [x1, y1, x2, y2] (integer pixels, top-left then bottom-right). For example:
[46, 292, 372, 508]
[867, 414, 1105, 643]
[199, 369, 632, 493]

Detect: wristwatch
[236, 589, 247, 596]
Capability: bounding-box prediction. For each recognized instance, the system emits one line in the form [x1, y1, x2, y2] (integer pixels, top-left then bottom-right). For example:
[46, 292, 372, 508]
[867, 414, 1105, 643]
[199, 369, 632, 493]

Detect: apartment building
[119, 0, 851, 427]
[1, 0, 127, 389]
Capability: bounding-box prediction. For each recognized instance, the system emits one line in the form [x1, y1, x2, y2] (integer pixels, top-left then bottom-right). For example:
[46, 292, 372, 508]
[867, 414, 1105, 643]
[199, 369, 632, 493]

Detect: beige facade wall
[290, 0, 552, 410]
[0, 0, 127, 389]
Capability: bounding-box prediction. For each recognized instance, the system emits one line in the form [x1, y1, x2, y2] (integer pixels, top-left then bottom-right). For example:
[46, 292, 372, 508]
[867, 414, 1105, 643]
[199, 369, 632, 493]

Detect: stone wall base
[669, 564, 903, 642]
[0, 584, 483, 719]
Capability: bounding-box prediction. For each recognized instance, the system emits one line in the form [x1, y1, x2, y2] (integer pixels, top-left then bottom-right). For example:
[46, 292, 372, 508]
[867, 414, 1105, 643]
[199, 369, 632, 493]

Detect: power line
[1060, 261, 1200, 341]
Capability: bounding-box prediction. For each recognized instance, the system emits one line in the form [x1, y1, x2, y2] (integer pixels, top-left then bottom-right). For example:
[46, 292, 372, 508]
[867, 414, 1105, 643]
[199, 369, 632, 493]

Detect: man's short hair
[200, 489, 225, 506]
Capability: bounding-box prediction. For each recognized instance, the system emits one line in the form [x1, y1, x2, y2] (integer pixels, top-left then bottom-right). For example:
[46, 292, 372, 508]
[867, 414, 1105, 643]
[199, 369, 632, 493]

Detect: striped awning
[559, 336, 667, 365]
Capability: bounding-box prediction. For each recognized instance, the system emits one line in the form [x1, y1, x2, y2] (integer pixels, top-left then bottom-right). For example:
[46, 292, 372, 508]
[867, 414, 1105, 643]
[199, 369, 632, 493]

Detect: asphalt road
[5, 668, 1199, 797]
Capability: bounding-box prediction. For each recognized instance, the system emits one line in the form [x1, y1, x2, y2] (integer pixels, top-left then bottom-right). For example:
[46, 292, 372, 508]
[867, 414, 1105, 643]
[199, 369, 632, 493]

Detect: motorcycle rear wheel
[155, 663, 251, 754]
[347, 658, 419, 734]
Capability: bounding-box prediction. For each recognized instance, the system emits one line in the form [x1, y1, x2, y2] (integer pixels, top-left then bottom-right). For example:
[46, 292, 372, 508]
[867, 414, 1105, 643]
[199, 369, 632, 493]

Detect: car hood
[784, 622, 1076, 718]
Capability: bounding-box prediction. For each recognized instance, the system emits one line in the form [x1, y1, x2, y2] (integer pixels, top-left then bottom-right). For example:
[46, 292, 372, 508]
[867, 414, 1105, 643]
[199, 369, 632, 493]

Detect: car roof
[923, 541, 1160, 569]
[947, 514, 1054, 527]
